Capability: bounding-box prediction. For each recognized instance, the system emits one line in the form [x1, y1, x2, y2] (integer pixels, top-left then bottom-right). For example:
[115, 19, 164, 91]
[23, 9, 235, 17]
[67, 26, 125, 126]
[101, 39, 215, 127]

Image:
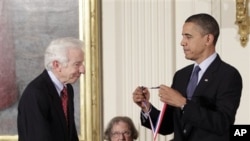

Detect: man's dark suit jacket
[141, 55, 242, 141]
[18, 70, 79, 141]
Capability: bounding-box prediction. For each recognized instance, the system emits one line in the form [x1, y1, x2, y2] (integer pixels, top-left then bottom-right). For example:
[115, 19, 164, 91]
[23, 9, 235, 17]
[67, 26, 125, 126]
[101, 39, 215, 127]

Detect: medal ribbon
[143, 102, 167, 141]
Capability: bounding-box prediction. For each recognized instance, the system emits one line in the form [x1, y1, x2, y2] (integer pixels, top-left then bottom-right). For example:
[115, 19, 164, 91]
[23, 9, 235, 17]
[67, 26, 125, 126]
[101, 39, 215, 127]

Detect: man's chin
[185, 55, 190, 60]
[184, 55, 193, 60]
[68, 78, 79, 84]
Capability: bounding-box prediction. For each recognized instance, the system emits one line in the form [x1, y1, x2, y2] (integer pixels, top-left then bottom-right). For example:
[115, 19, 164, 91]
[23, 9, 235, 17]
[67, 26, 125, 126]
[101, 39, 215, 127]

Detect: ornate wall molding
[79, 0, 102, 141]
[235, 0, 249, 47]
[0, 0, 102, 140]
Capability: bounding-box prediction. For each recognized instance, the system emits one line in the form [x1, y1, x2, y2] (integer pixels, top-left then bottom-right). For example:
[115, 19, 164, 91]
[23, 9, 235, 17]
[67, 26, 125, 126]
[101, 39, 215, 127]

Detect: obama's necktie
[186, 66, 201, 100]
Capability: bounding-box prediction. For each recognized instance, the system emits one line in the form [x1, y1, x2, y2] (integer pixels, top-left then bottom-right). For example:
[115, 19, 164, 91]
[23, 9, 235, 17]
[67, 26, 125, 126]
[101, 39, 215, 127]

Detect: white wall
[219, 0, 250, 124]
[102, 0, 250, 140]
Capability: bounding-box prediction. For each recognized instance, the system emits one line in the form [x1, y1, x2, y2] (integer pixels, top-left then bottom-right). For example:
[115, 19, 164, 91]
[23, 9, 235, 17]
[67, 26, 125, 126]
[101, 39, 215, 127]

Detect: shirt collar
[47, 70, 64, 95]
[195, 52, 217, 72]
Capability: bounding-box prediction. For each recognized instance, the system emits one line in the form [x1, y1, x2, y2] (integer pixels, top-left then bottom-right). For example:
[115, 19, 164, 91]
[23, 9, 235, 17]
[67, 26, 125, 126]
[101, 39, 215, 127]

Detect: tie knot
[193, 65, 201, 74]
[61, 86, 67, 96]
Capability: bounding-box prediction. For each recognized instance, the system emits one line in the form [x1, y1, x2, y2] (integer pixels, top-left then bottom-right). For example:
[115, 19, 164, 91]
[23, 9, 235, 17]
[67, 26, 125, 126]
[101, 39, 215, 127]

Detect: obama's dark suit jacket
[141, 55, 242, 141]
[18, 70, 79, 141]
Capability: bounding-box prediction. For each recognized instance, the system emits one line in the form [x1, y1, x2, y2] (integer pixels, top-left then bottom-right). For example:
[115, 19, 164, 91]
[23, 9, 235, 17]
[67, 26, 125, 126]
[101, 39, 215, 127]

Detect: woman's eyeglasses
[111, 131, 131, 138]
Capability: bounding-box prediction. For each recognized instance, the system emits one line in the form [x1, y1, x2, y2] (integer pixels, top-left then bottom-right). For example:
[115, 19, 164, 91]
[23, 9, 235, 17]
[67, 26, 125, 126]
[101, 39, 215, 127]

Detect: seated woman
[104, 116, 139, 141]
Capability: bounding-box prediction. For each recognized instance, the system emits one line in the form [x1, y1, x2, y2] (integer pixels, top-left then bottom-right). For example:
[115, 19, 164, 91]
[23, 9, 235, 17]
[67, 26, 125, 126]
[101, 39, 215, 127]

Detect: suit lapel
[42, 70, 69, 131]
[192, 55, 222, 100]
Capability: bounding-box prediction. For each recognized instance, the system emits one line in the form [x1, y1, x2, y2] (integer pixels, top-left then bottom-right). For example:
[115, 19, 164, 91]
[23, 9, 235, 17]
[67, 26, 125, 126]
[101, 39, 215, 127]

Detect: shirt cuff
[141, 105, 152, 119]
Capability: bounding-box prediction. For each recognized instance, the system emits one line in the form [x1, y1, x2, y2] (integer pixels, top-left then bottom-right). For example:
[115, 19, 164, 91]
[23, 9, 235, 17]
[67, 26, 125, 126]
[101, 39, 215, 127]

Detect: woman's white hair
[44, 37, 84, 70]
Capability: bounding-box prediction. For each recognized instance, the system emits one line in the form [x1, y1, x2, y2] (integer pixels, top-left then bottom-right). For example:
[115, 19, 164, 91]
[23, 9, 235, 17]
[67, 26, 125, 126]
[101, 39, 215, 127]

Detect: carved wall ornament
[236, 0, 250, 47]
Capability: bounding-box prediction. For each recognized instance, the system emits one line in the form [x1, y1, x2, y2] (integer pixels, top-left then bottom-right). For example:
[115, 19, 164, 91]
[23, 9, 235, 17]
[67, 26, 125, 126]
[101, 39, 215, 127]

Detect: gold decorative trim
[236, 0, 249, 47]
[0, 136, 17, 141]
[79, 0, 102, 141]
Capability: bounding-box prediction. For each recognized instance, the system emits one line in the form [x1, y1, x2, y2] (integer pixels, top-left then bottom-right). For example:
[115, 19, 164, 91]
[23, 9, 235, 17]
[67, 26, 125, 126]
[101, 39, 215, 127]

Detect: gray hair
[104, 116, 139, 141]
[44, 37, 84, 70]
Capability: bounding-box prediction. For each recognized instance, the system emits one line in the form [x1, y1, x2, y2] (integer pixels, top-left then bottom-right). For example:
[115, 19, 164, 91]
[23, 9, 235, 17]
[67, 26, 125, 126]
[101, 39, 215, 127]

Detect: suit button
[183, 129, 187, 134]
